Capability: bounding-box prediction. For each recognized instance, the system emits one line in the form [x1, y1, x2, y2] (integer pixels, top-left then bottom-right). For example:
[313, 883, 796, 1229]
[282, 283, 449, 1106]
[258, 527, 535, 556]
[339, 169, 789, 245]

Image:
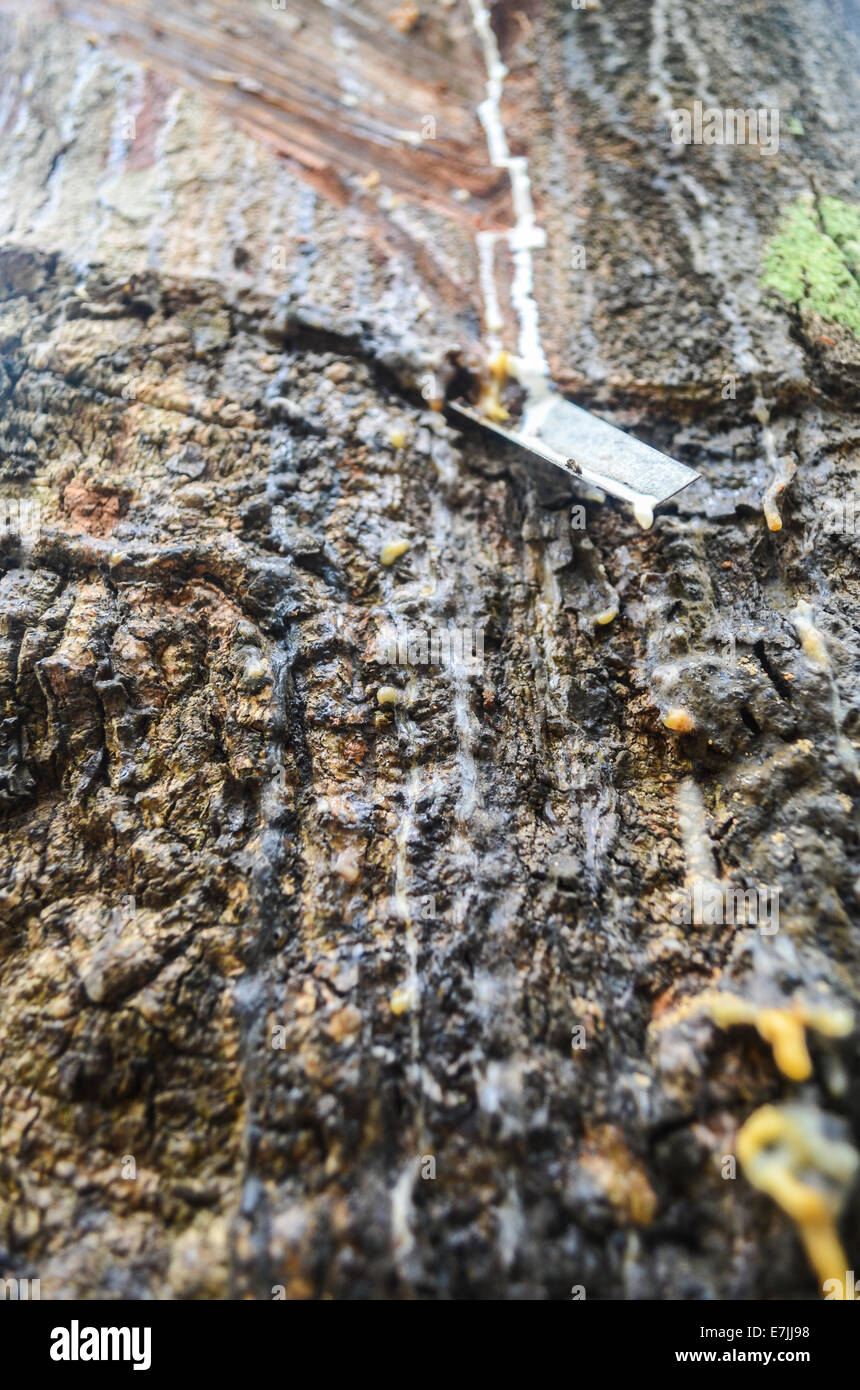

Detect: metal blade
[447, 393, 701, 526]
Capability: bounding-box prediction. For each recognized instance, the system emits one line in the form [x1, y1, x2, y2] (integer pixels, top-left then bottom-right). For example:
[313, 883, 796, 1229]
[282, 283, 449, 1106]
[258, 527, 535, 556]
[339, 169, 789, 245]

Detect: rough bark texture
[1, 0, 860, 1300]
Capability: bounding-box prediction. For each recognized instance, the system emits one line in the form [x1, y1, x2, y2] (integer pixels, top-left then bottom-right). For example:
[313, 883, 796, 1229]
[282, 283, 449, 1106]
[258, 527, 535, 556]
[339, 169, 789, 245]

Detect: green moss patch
[762, 195, 860, 336]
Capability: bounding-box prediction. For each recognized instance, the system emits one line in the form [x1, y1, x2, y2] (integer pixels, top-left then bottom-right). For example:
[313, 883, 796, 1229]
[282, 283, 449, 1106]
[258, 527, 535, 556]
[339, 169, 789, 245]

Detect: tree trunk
[1, 0, 859, 1300]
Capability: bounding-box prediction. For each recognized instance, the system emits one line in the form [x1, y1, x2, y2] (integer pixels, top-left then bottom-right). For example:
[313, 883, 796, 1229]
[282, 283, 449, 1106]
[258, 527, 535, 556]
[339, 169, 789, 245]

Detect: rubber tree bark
[0, 0, 859, 1299]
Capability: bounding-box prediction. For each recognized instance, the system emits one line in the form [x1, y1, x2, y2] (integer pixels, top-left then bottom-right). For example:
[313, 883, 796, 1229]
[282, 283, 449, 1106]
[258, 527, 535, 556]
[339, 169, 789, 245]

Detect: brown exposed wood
[50, 0, 514, 225]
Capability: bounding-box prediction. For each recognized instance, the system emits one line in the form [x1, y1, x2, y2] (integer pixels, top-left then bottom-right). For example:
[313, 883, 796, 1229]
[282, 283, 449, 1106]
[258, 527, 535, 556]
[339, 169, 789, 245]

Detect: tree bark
[1, 0, 859, 1300]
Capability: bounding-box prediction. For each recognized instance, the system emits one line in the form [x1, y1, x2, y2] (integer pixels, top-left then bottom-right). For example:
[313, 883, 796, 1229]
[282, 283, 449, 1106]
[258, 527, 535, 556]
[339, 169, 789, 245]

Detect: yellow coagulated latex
[737, 1104, 858, 1298]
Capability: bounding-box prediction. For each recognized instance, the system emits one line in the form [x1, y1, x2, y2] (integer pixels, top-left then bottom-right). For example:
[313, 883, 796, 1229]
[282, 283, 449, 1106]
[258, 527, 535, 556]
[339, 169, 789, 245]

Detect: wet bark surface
[0, 0, 859, 1299]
